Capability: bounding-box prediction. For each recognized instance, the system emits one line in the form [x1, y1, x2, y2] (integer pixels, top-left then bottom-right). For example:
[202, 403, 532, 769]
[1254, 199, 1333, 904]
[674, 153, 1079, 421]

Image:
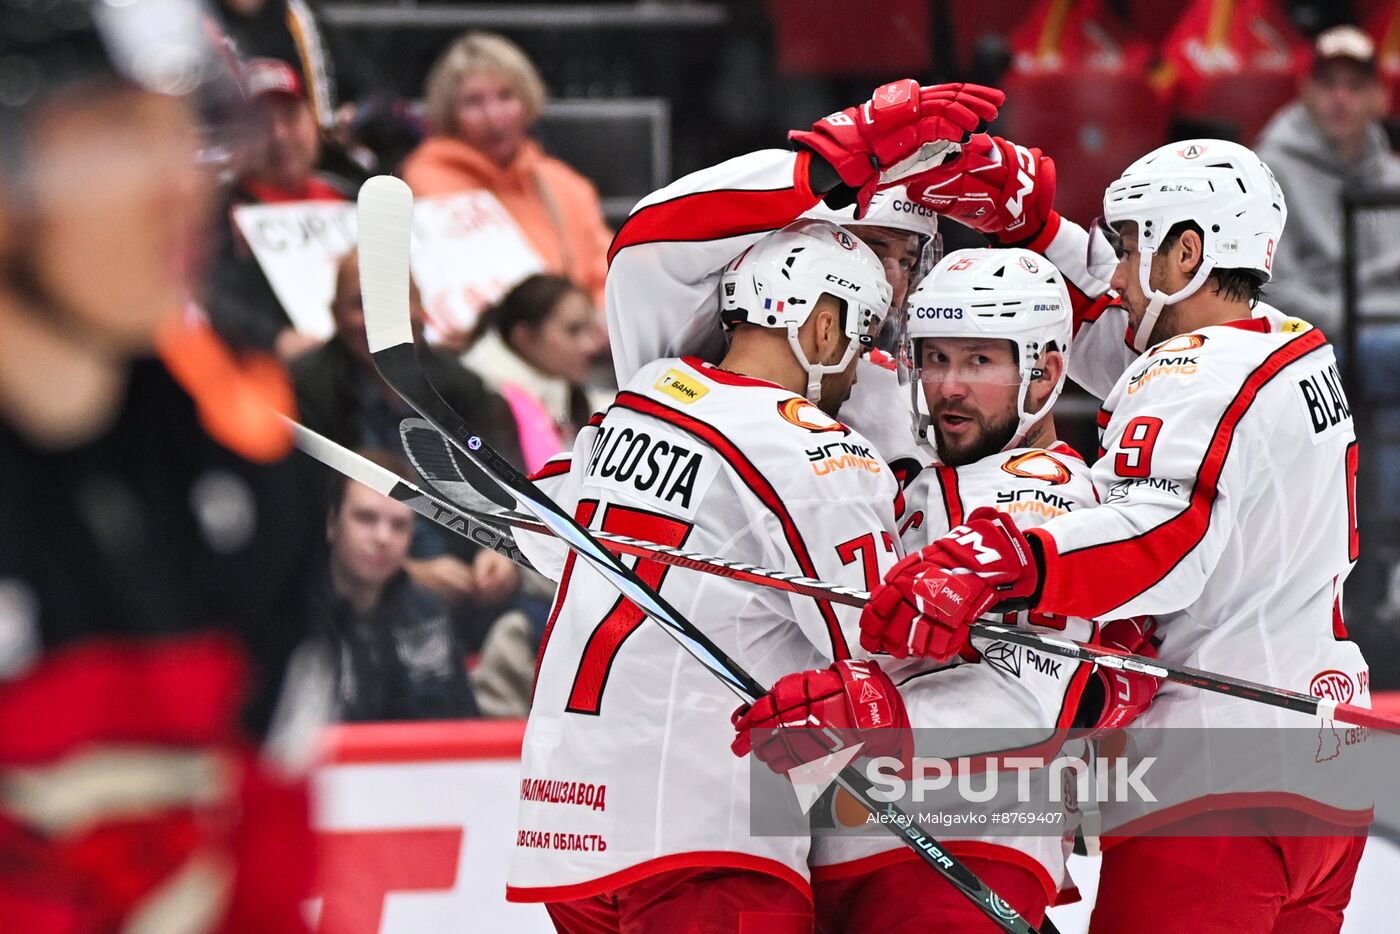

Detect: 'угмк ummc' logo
[1309, 670, 1354, 703]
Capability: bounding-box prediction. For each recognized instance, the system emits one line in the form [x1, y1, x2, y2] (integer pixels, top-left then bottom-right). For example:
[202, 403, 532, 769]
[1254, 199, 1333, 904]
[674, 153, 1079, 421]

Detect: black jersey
[0, 352, 324, 737]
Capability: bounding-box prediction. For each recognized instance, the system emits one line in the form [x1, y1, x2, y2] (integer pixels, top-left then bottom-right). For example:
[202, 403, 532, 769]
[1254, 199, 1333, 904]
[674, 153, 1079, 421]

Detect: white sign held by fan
[409, 191, 544, 343]
[236, 191, 540, 343]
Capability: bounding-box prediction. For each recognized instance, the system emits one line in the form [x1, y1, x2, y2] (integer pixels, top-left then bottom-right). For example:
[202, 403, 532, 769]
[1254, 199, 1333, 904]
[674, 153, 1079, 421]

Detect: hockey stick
[398, 417, 876, 603]
[287, 418, 534, 570]
[398, 416, 1400, 736]
[357, 174, 1053, 934]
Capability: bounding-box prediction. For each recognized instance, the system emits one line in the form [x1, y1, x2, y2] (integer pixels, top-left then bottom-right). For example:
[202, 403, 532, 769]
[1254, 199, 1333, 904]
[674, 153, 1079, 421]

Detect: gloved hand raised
[897, 133, 1058, 245]
[791, 80, 1004, 217]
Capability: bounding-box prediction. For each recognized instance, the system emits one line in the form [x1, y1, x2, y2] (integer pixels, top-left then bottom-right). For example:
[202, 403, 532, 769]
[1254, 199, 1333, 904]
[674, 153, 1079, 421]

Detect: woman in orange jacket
[402, 32, 612, 319]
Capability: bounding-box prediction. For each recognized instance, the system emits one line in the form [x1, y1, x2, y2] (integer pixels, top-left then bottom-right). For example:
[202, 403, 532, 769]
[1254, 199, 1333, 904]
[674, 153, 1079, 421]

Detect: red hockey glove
[791, 80, 1004, 216]
[860, 507, 1040, 661]
[1081, 617, 1161, 734]
[731, 659, 911, 776]
[900, 133, 1058, 244]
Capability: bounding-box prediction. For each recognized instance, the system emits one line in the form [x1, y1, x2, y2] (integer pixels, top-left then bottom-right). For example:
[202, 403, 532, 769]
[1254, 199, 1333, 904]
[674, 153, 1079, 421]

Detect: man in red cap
[204, 57, 347, 360]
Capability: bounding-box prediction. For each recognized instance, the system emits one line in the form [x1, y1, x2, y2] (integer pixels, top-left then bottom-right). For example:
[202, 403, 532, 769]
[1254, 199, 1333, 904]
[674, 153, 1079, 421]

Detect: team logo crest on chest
[999, 451, 1072, 485]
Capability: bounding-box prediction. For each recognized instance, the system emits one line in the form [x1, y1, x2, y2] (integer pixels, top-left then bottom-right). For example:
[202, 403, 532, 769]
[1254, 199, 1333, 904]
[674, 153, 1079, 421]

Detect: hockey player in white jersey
[506, 217, 909, 932]
[860, 140, 1372, 933]
[732, 248, 1161, 931]
[604, 80, 1005, 464]
[507, 81, 1016, 932]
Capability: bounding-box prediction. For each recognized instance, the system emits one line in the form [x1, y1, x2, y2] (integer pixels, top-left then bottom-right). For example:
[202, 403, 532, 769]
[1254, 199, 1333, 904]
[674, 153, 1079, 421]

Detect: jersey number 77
[556, 502, 696, 715]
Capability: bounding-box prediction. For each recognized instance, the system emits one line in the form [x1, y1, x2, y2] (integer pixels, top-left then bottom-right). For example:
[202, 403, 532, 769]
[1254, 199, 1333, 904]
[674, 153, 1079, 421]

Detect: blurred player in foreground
[507, 81, 1001, 932]
[0, 0, 326, 929]
[864, 133, 1372, 930]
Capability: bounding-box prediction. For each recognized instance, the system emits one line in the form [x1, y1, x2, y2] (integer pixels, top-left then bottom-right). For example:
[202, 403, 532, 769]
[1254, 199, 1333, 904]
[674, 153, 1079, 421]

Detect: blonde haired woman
[402, 32, 611, 312]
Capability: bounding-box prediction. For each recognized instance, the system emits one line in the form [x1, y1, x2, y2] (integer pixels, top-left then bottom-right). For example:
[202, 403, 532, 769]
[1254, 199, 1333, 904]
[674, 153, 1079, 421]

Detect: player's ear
[1029, 348, 1064, 412]
[1174, 227, 1204, 275]
[808, 294, 843, 361]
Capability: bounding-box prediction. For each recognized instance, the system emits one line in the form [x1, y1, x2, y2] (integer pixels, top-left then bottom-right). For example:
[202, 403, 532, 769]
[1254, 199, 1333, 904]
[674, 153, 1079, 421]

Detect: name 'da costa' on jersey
[584, 424, 716, 514]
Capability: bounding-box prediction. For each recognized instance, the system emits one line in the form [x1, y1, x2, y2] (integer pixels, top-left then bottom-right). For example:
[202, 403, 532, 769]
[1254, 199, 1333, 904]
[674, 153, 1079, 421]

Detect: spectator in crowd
[316, 450, 481, 721]
[204, 57, 346, 359]
[401, 32, 612, 315]
[293, 247, 535, 651]
[292, 247, 522, 459]
[213, 0, 395, 180]
[1255, 25, 1400, 337]
[463, 274, 608, 474]
[472, 605, 545, 718]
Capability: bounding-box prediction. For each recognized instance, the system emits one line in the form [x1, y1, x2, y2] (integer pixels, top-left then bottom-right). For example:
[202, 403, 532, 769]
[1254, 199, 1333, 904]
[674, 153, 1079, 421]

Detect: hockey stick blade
[287, 418, 534, 570]
[400, 418, 508, 515]
[356, 175, 1051, 934]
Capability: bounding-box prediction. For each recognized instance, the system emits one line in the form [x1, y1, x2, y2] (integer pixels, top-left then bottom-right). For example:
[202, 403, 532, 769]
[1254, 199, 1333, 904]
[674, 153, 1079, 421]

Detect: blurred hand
[472, 548, 520, 604]
[405, 554, 477, 602]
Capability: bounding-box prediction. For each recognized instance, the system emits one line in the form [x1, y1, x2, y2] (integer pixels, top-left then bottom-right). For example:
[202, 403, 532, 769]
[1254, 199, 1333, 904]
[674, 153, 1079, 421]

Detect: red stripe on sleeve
[614, 390, 852, 660]
[607, 152, 819, 265]
[934, 465, 964, 528]
[1074, 294, 1123, 339]
[528, 459, 572, 482]
[1031, 330, 1327, 619]
[1023, 210, 1063, 254]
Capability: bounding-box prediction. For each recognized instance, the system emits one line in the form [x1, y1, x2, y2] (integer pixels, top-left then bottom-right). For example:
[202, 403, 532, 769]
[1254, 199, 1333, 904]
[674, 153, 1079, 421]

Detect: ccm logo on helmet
[825, 273, 861, 291]
[912, 306, 964, 319]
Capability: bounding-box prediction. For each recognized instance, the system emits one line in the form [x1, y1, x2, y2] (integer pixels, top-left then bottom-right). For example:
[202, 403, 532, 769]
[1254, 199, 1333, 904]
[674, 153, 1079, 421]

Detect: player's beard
[1144, 302, 1186, 349]
[931, 402, 1017, 466]
[817, 367, 856, 419]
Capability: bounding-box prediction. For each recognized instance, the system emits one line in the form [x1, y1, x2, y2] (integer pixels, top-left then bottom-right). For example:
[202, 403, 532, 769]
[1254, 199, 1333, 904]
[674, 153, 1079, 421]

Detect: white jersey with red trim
[604, 148, 920, 465]
[812, 444, 1099, 903]
[606, 149, 820, 387]
[507, 356, 903, 902]
[1027, 315, 1370, 827]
